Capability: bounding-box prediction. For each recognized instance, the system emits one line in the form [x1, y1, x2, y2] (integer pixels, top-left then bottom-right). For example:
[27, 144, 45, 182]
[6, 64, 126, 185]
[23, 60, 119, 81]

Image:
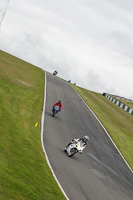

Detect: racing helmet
[58, 100, 62, 104]
[83, 136, 89, 142]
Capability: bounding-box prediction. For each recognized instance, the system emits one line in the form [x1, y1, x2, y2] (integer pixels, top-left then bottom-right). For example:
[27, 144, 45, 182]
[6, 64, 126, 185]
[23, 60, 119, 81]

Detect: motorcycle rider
[53, 70, 58, 75]
[52, 100, 63, 112]
[64, 135, 89, 151]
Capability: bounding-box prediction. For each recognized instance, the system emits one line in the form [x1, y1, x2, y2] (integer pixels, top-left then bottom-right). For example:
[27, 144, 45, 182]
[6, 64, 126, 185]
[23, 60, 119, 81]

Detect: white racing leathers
[65, 139, 86, 157]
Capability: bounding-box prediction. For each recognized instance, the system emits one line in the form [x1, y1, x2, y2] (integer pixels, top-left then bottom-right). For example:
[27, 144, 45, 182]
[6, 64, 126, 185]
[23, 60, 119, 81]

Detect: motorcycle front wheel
[52, 110, 55, 117]
[68, 148, 77, 157]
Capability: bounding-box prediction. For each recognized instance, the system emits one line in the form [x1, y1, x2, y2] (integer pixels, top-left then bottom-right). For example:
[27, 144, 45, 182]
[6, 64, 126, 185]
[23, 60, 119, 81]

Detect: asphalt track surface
[43, 72, 133, 200]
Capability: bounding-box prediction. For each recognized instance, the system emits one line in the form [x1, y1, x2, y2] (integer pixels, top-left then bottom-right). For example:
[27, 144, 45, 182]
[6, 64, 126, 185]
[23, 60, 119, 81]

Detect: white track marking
[71, 85, 133, 173]
[41, 72, 69, 200]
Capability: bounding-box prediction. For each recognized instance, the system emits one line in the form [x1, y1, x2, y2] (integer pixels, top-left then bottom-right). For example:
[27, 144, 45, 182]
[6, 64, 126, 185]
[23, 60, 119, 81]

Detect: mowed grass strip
[72, 85, 133, 170]
[0, 50, 66, 200]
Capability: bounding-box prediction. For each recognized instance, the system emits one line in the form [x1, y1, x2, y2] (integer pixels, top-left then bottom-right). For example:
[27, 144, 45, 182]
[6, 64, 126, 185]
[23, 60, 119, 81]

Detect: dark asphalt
[43, 72, 133, 200]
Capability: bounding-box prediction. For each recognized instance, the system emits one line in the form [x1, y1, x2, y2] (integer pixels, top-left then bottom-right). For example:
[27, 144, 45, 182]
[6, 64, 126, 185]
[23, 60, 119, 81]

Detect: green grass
[0, 50, 66, 200]
[72, 85, 133, 170]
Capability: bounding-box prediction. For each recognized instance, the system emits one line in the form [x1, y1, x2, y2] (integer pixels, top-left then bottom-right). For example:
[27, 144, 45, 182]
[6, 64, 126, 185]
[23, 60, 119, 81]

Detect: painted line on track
[71, 85, 133, 174]
[41, 72, 69, 200]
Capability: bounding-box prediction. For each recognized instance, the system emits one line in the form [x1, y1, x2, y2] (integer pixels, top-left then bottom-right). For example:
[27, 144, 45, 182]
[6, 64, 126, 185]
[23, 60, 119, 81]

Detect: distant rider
[53, 100, 63, 112]
[65, 135, 89, 151]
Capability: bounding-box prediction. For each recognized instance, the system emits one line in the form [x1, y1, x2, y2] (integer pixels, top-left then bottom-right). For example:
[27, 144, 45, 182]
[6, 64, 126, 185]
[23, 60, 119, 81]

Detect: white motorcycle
[64, 140, 86, 157]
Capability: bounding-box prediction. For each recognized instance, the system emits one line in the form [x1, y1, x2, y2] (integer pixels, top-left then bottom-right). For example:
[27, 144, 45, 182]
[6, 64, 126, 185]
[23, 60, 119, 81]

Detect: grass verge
[0, 50, 66, 200]
[72, 85, 133, 170]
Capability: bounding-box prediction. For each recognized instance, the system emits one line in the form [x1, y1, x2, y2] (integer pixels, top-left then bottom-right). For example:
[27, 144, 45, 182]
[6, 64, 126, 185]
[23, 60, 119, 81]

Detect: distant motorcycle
[52, 105, 60, 117]
[53, 70, 58, 76]
[64, 140, 86, 157]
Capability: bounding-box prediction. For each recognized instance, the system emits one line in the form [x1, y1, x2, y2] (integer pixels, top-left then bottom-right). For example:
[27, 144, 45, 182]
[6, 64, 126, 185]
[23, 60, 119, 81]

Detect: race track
[43, 72, 133, 200]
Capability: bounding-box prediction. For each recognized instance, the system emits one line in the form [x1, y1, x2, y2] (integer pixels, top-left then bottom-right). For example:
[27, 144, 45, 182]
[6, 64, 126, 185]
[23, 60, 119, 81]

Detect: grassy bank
[0, 50, 66, 200]
[72, 85, 133, 170]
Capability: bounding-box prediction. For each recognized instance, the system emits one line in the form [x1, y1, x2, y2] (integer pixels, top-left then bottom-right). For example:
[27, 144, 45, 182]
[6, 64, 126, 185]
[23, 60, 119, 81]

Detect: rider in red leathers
[53, 100, 63, 111]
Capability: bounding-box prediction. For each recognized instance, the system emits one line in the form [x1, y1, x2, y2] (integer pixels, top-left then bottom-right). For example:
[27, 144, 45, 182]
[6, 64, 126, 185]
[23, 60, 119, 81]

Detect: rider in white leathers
[65, 135, 89, 151]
